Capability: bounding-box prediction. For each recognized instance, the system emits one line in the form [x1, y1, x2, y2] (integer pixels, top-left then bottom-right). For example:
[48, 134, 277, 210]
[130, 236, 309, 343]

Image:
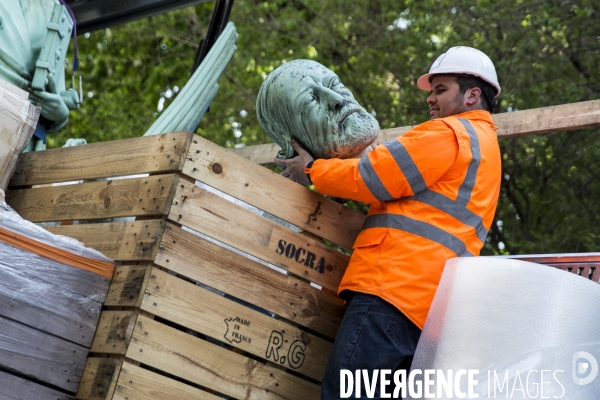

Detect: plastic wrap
[410, 257, 600, 399]
[0, 201, 114, 347]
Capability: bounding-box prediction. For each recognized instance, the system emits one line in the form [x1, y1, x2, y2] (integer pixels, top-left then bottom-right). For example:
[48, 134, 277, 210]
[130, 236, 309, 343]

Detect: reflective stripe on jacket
[307, 110, 502, 328]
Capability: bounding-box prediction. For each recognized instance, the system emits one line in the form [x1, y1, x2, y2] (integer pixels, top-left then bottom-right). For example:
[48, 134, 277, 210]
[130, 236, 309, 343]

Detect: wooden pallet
[7, 131, 362, 399]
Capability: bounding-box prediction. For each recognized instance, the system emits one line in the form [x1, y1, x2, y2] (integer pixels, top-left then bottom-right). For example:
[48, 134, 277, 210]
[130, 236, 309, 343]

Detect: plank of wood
[182, 136, 364, 250]
[231, 99, 600, 164]
[0, 240, 110, 301]
[113, 362, 221, 400]
[76, 358, 122, 400]
[9, 131, 193, 187]
[45, 220, 165, 262]
[127, 315, 321, 400]
[0, 370, 73, 400]
[156, 224, 345, 339]
[169, 179, 349, 291]
[0, 316, 88, 393]
[104, 265, 153, 307]
[0, 245, 103, 347]
[6, 174, 179, 223]
[0, 80, 39, 191]
[142, 268, 331, 381]
[89, 311, 137, 354]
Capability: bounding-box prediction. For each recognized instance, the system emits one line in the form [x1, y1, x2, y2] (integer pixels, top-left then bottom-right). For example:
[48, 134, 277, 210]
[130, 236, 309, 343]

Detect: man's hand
[274, 140, 314, 185]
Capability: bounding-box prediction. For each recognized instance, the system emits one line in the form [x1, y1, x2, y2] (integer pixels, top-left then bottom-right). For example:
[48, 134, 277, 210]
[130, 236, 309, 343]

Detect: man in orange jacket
[275, 46, 502, 399]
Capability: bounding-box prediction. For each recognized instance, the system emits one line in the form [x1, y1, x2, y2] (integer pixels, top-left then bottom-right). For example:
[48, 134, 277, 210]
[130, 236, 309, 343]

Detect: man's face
[284, 63, 379, 159]
[426, 76, 469, 119]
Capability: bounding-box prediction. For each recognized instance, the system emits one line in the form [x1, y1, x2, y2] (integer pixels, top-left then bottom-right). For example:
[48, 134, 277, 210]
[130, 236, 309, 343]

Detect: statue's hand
[274, 140, 314, 185]
[29, 73, 69, 123]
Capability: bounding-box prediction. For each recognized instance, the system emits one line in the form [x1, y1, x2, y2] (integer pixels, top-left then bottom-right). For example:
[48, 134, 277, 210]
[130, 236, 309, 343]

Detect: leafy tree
[54, 0, 600, 255]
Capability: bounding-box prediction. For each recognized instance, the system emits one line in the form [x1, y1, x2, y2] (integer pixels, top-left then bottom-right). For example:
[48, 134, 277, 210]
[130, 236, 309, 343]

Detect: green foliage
[54, 0, 600, 255]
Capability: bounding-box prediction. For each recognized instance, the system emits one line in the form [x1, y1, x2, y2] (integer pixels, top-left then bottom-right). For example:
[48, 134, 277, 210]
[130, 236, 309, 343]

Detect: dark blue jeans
[321, 292, 422, 399]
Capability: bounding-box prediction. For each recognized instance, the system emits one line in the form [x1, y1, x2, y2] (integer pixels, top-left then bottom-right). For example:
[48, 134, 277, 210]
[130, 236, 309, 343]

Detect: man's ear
[465, 87, 482, 106]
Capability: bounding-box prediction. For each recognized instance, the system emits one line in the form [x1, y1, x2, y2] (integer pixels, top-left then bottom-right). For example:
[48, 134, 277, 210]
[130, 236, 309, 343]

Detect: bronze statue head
[257, 60, 379, 160]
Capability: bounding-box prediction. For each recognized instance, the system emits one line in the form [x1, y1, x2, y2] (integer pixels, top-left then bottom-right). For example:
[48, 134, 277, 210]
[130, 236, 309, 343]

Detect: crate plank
[182, 136, 364, 250]
[232, 100, 600, 164]
[104, 265, 153, 307]
[45, 220, 165, 262]
[113, 362, 221, 400]
[9, 131, 193, 187]
[0, 240, 110, 301]
[156, 224, 345, 339]
[142, 268, 331, 381]
[0, 316, 87, 393]
[169, 179, 349, 291]
[127, 315, 321, 400]
[6, 174, 179, 223]
[90, 311, 137, 354]
[76, 358, 122, 400]
[0, 245, 103, 347]
[0, 370, 73, 400]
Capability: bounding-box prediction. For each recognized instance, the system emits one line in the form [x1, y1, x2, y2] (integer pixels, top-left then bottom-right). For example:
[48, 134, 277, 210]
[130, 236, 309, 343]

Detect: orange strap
[0, 226, 114, 279]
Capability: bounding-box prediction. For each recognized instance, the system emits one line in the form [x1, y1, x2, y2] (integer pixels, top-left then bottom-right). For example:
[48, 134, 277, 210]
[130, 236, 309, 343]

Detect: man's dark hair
[430, 73, 499, 113]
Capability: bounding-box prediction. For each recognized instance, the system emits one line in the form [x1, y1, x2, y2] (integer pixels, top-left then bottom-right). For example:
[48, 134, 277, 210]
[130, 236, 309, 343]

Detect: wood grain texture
[76, 358, 122, 400]
[231, 100, 600, 164]
[156, 223, 345, 339]
[169, 179, 349, 291]
[45, 220, 165, 262]
[142, 268, 331, 381]
[181, 136, 364, 250]
[104, 265, 153, 307]
[0, 370, 73, 400]
[6, 174, 179, 223]
[126, 315, 321, 400]
[0, 243, 104, 347]
[0, 316, 87, 393]
[112, 362, 222, 400]
[89, 311, 137, 354]
[9, 131, 193, 187]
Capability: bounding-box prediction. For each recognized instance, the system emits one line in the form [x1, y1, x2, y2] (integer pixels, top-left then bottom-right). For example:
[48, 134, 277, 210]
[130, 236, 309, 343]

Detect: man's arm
[276, 122, 459, 204]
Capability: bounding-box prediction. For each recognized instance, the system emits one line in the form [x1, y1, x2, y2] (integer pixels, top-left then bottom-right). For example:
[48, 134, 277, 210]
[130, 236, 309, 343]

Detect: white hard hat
[417, 46, 501, 97]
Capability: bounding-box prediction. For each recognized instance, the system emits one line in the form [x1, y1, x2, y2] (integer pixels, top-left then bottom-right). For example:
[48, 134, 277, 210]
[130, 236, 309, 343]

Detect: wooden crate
[7, 131, 364, 399]
[0, 79, 39, 191]
[0, 205, 113, 397]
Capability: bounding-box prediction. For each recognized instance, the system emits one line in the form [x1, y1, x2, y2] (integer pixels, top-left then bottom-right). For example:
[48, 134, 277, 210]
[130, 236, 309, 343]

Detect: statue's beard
[311, 109, 380, 159]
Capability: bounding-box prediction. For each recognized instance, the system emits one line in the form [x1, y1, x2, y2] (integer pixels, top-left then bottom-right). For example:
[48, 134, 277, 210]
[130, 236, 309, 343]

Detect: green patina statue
[0, 0, 80, 151]
[256, 59, 379, 160]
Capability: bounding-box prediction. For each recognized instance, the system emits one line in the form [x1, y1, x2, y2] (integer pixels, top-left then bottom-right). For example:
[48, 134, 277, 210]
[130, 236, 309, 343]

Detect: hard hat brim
[417, 71, 501, 97]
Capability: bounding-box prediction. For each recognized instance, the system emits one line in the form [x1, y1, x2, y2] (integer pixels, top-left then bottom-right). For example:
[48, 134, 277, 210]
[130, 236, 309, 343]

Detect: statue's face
[258, 60, 379, 159]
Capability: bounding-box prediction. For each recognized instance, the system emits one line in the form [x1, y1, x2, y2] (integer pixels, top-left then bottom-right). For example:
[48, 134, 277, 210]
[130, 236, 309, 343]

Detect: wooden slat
[156, 224, 345, 339]
[169, 179, 349, 291]
[142, 268, 331, 381]
[9, 131, 194, 187]
[45, 220, 165, 262]
[6, 174, 179, 223]
[0, 370, 73, 400]
[232, 99, 600, 164]
[0, 316, 87, 393]
[127, 315, 321, 400]
[182, 135, 364, 250]
[76, 358, 122, 400]
[0, 244, 104, 347]
[0, 240, 110, 301]
[89, 311, 137, 354]
[113, 362, 221, 400]
[104, 265, 153, 307]
[493, 99, 600, 138]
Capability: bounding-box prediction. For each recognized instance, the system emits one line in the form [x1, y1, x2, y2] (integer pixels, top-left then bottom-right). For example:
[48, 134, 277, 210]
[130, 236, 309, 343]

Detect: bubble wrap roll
[410, 257, 600, 399]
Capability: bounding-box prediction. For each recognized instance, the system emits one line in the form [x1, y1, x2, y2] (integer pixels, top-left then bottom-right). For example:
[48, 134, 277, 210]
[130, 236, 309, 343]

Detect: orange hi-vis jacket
[306, 110, 502, 329]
